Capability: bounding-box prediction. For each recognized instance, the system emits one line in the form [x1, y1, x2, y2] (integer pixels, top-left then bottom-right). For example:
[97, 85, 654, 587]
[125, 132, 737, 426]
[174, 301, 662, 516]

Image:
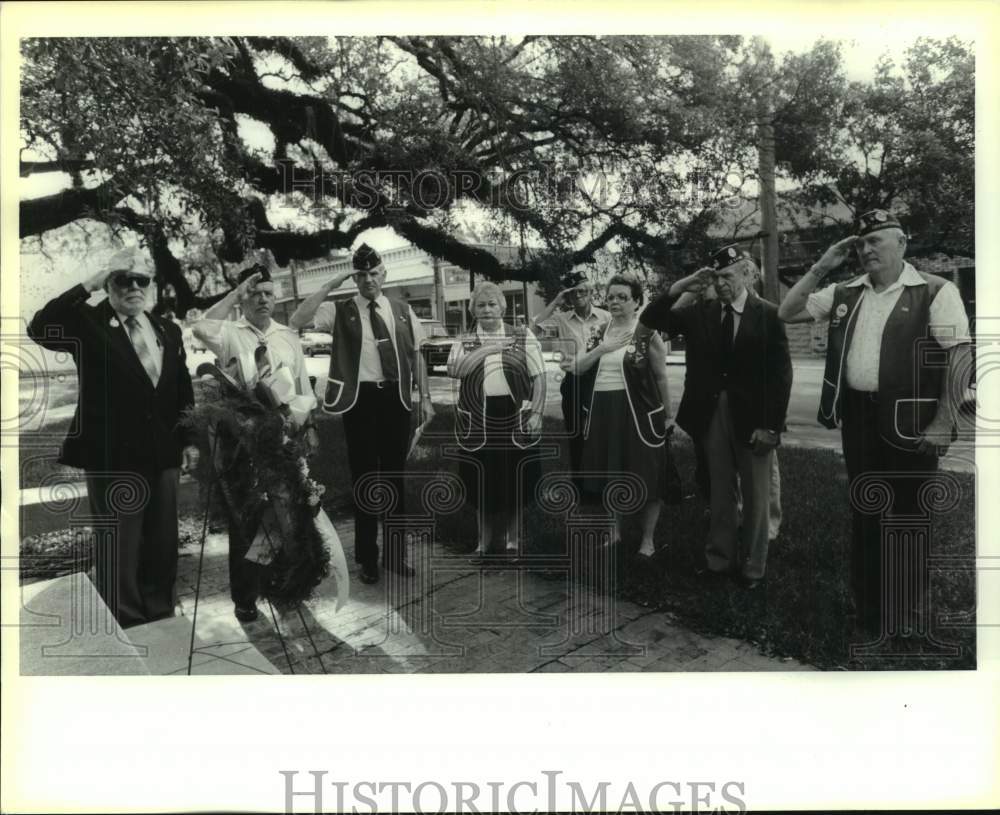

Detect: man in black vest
[639, 246, 792, 589]
[290, 244, 433, 585]
[778, 210, 972, 634]
[28, 246, 198, 628]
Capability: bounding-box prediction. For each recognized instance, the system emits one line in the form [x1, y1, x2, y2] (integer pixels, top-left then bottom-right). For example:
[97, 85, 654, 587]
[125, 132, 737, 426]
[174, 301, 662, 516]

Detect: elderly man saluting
[778, 210, 972, 636]
[192, 264, 315, 622]
[290, 244, 433, 585]
[638, 246, 792, 589]
[28, 246, 198, 628]
[531, 267, 610, 486]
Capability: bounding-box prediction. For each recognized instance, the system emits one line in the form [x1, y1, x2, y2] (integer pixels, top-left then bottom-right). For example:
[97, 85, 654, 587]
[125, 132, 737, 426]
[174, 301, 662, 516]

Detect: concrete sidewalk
[174, 520, 813, 674]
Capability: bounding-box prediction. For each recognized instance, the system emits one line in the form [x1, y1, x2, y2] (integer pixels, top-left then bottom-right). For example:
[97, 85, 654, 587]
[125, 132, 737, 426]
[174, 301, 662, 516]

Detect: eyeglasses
[605, 293, 632, 302]
[112, 273, 152, 289]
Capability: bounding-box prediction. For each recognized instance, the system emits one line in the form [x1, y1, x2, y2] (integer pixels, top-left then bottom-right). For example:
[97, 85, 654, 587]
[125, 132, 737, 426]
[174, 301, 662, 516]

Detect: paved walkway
[175, 519, 812, 674]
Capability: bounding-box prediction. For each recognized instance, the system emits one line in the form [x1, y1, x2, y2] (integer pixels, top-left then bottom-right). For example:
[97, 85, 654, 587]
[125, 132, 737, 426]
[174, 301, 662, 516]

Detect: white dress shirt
[806, 263, 970, 391]
[314, 294, 425, 383]
[720, 288, 749, 342]
[194, 316, 312, 396]
[551, 305, 611, 356]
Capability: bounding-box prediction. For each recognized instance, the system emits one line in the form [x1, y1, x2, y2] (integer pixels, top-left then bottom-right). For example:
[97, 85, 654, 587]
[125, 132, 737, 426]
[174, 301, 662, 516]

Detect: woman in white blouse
[571, 274, 673, 557]
[447, 282, 546, 561]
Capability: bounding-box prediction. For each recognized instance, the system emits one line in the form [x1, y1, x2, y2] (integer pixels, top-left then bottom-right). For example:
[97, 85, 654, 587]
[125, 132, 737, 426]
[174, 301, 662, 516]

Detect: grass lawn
[20, 402, 976, 671]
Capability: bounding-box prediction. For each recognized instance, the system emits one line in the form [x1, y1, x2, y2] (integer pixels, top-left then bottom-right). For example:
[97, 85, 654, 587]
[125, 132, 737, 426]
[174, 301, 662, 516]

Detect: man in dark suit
[28, 246, 198, 628]
[638, 245, 792, 588]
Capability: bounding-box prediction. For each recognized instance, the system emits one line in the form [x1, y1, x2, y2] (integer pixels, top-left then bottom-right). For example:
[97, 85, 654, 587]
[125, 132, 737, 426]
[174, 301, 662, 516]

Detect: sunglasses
[112, 273, 152, 289]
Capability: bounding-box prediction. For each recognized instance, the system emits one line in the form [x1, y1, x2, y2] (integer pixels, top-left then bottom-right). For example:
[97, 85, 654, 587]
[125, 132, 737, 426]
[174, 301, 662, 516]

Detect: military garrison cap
[352, 243, 383, 272]
[710, 244, 750, 270]
[856, 209, 903, 237]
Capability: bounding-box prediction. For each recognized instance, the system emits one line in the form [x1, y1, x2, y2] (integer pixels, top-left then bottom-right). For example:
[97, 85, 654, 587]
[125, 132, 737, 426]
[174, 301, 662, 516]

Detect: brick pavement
[175, 518, 813, 675]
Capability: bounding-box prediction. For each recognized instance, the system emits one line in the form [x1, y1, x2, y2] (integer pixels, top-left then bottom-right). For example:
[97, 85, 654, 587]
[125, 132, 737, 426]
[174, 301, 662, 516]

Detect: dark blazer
[28, 284, 196, 473]
[640, 289, 792, 444]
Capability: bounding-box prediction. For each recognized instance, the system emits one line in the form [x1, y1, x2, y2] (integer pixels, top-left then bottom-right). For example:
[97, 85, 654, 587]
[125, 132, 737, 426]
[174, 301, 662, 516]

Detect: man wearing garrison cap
[637, 244, 792, 590]
[27, 246, 198, 628]
[779, 210, 972, 639]
[291, 243, 433, 585]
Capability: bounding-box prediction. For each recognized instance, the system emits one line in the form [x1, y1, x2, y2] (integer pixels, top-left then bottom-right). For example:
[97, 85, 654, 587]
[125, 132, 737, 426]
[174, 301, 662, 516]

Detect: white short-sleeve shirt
[192, 317, 312, 396]
[806, 263, 970, 392]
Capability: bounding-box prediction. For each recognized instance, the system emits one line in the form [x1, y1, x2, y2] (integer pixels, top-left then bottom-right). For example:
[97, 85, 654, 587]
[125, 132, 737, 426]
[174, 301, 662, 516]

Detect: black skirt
[458, 395, 542, 515]
[580, 388, 664, 506]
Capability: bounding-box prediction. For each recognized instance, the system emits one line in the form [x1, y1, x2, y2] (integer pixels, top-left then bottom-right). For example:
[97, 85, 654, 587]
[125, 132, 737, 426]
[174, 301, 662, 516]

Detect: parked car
[418, 319, 458, 375]
[300, 330, 332, 356]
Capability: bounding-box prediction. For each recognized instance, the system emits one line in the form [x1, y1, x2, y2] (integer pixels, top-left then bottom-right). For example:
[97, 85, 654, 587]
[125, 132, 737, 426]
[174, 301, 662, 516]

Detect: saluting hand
[812, 236, 858, 279]
[83, 267, 112, 293]
[234, 271, 264, 297]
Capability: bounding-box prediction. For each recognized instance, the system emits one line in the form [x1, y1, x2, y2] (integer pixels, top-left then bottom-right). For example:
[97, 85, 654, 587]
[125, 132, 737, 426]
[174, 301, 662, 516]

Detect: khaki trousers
[703, 392, 774, 580]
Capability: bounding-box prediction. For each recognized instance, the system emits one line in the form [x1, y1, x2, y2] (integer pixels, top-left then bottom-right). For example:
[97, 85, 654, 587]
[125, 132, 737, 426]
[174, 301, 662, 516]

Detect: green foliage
[19, 34, 975, 315]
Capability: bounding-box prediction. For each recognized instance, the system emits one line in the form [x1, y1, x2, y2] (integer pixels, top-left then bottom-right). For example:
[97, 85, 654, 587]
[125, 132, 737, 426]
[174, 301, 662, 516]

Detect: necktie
[368, 300, 399, 382]
[254, 343, 272, 379]
[720, 304, 735, 362]
[125, 316, 160, 386]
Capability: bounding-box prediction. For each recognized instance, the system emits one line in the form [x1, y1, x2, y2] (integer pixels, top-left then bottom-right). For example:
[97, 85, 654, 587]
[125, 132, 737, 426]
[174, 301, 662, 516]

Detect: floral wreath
[184, 350, 330, 610]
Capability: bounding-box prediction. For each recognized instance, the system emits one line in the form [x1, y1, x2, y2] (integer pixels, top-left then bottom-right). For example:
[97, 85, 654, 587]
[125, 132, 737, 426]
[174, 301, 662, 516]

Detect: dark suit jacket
[640, 289, 792, 444]
[28, 284, 195, 473]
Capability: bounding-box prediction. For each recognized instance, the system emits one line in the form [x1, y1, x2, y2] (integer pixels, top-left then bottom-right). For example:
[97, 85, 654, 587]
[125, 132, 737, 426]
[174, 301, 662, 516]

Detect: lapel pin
[109, 317, 120, 328]
[835, 304, 849, 318]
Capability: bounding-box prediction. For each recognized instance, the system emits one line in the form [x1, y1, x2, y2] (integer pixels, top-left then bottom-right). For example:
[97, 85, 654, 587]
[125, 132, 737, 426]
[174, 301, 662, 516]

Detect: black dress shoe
[234, 604, 259, 622]
[384, 559, 416, 577]
[694, 565, 728, 581]
[359, 563, 379, 584]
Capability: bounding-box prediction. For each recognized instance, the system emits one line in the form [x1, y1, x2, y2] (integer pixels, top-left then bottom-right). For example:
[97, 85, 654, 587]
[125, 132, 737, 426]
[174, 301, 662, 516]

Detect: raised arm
[778, 236, 857, 323]
[289, 269, 354, 330]
[530, 288, 571, 330]
[27, 266, 110, 351]
[638, 267, 713, 338]
[192, 272, 264, 352]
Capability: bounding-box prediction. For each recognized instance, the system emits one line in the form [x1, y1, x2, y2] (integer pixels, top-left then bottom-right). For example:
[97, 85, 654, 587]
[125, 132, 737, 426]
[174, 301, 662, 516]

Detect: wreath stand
[185, 432, 329, 675]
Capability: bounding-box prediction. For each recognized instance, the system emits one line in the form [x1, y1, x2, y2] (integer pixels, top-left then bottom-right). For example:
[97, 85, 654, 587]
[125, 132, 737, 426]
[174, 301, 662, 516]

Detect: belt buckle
[376, 380, 385, 390]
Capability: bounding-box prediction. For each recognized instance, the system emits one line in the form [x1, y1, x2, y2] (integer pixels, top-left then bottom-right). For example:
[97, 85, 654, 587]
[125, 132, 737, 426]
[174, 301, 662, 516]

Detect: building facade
[269, 243, 548, 335]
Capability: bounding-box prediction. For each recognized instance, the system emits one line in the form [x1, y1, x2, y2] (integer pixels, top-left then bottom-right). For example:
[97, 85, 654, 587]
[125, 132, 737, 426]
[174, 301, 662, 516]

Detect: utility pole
[432, 255, 445, 321]
[288, 258, 301, 319]
[754, 38, 780, 303]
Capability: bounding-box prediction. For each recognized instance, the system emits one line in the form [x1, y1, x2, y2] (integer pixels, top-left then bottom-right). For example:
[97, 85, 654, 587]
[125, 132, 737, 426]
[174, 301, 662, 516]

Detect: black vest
[819, 269, 948, 447]
[579, 325, 668, 448]
[322, 296, 415, 414]
[455, 323, 537, 452]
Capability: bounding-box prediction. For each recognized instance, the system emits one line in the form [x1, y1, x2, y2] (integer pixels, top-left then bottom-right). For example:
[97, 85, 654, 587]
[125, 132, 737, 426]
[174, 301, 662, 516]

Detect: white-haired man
[778, 209, 972, 635]
[28, 246, 198, 628]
